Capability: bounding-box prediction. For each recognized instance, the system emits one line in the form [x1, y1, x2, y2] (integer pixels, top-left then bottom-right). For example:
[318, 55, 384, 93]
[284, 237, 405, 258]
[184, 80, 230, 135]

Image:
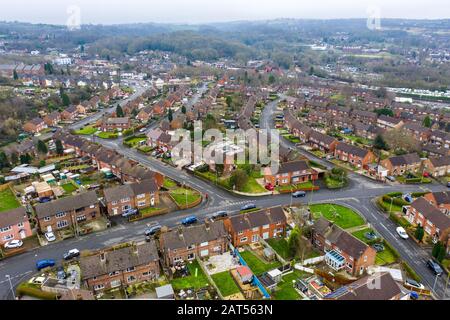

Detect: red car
[265, 184, 275, 191]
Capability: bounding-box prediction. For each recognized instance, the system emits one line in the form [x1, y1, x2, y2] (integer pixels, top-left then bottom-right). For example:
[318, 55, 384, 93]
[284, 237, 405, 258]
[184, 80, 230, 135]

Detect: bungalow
[80, 241, 160, 292]
[101, 117, 131, 132]
[103, 179, 160, 216]
[23, 118, 47, 134]
[312, 217, 377, 276]
[159, 221, 228, 266]
[61, 106, 78, 121]
[34, 191, 101, 233]
[308, 131, 339, 153]
[334, 142, 375, 169]
[377, 115, 404, 130]
[424, 156, 450, 178]
[403, 122, 431, 142]
[405, 197, 450, 243]
[224, 207, 287, 247]
[381, 153, 423, 176]
[264, 160, 318, 187]
[43, 111, 61, 127]
[423, 192, 450, 216]
[324, 272, 403, 300]
[0, 207, 33, 245]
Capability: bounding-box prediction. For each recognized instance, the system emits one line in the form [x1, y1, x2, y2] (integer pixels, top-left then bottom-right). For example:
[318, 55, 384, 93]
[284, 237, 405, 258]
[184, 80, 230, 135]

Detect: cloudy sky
[1, 0, 449, 25]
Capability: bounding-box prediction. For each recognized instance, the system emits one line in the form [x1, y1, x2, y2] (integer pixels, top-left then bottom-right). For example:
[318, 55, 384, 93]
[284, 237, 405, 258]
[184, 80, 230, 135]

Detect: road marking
[0, 271, 32, 285]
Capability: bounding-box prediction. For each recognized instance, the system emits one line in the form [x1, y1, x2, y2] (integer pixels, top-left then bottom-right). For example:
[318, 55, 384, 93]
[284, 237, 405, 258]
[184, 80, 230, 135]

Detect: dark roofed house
[0, 207, 33, 245]
[23, 117, 47, 134]
[334, 142, 375, 169]
[263, 160, 318, 187]
[308, 131, 339, 153]
[403, 122, 432, 142]
[423, 191, 450, 215]
[381, 153, 422, 176]
[101, 117, 131, 132]
[80, 241, 160, 292]
[424, 156, 450, 178]
[377, 115, 404, 130]
[159, 221, 228, 266]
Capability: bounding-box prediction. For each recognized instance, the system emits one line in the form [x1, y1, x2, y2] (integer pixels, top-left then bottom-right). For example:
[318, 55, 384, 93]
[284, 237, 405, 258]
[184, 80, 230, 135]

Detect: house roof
[428, 191, 450, 206]
[428, 156, 450, 168]
[309, 131, 337, 146]
[272, 160, 311, 175]
[410, 197, 450, 231]
[34, 191, 98, 219]
[80, 241, 159, 280]
[105, 117, 129, 125]
[387, 153, 421, 167]
[0, 207, 28, 228]
[378, 115, 402, 124]
[229, 207, 286, 233]
[336, 142, 370, 158]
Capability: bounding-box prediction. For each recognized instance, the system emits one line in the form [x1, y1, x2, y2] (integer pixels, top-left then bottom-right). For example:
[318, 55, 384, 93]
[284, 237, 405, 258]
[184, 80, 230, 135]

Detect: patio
[203, 252, 241, 275]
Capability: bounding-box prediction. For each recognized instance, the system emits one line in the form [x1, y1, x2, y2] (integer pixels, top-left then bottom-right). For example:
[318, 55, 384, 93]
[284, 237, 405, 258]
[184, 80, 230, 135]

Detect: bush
[383, 240, 400, 259]
[389, 212, 410, 229]
[401, 262, 421, 282]
[16, 283, 59, 300]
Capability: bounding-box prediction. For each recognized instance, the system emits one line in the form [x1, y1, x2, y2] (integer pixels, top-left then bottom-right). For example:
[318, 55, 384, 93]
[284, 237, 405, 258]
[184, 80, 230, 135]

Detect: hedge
[402, 262, 421, 282]
[382, 239, 400, 259]
[16, 283, 59, 300]
[389, 212, 411, 229]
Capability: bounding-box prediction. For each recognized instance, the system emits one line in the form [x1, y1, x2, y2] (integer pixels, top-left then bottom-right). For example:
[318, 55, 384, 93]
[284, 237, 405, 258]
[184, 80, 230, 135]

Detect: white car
[396, 227, 409, 240]
[45, 232, 56, 242]
[405, 279, 425, 290]
[4, 240, 24, 249]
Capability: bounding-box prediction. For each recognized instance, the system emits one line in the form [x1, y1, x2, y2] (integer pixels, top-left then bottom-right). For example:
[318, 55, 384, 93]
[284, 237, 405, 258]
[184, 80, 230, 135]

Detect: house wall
[0, 220, 33, 245]
[38, 204, 101, 233]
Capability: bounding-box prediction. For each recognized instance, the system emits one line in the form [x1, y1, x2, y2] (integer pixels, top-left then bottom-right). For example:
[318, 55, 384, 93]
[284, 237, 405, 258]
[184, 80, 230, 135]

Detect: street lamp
[5, 275, 15, 300]
[432, 273, 439, 293]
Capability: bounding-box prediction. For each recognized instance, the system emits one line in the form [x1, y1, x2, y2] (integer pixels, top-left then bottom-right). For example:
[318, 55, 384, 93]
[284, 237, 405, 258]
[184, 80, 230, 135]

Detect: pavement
[0, 89, 449, 300]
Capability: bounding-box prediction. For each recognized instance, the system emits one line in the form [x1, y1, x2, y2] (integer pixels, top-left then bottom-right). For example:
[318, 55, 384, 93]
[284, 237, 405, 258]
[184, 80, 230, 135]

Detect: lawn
[169, 188, 202, 207]
[310, 204, 365, 229]
[96, 132, 119, 139]
[61, 183, 78, 194]
[277, 181, 315, 192]
[375, 246, 398, 266]
[170, 260, 210, 291]
[74, 126, 98, 135]
[267, 238, 292, 260]
[240, 177, 266, 194]
[163, 178, 178, 189]
[79, 176, 96, 186]
[211, 271, 240, 297]
[0, 187, 20, 212]
[240, 251, 282, 276]
[351, 228, 375, 244]
[324, 176, 347, 189]
[272, 270, 306, 300]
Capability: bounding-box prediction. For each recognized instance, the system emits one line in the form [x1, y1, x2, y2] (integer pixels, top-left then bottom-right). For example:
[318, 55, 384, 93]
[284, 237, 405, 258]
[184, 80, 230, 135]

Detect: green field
[310, 204, 365, 229]
[211, 271, 240, 297]
[375, 245, 398, 266]
[170, 261, 210, 291]
[169, 188, 202, 207]
[0, 187, 20, 212]
[163, 178, 178, 189]
[240, 251, 282, 276]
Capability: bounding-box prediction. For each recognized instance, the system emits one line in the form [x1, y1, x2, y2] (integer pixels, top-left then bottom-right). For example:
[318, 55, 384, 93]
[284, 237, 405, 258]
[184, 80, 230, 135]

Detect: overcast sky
[1, 0, 449, 25]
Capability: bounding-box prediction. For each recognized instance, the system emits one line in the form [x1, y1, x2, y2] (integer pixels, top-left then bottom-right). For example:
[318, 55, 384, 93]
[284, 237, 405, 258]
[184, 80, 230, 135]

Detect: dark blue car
[36, 259, 55, 271]
[181, 216, 198, 226]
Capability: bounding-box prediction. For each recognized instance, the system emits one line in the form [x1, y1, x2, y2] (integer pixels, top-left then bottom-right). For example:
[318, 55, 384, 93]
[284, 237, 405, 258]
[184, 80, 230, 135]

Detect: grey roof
[410, 198, 450, 231]
[104, 180, 159, 203]
[80, 241, 159, 280]
[0, 207, 28, 228]
[106, 117, 129, 125]
[429, 191, 450, 206]
[428, 156, 450, 168]
[229, 207, 286, 233]
[160, 220, 227, 251]
[34, 191, 98, 219]
[275, 160, 311, 175]
[387, 153, 421, 166]
[378, 115, 402, 124]
[309, 131, 337, 146]
[336, 142, 370, 158]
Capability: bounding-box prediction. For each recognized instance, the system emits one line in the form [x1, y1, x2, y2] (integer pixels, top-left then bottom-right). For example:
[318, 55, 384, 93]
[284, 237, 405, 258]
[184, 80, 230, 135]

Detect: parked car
[426, 259, 443, 276]
[144, 225, 162, 237]
[240, 203, 257, 211]
[364, 232, 378, 241]
[4, 240, 24, 249]
[45, 232, 56, 242]
[404, 278, 425, 290]
[265, 184, 275, 191]
[292, 191, 307, 198]
[447, 181, 450, 188]
[387, 176, 396, 182]
[396, 227, 409, 240]
[181, 215, 198, 226]
[210, 211, 228, 221]
[39, 197, 52, 203]
[372, 243, 385, 252]
[36, 259, 55, 271]
[63, 249, 80, 261]
[122, 208, 138, 218]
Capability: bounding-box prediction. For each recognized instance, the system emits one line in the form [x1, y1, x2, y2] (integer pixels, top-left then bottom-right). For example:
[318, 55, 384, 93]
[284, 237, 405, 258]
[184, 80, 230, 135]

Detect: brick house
[381, 153, 422, 176]
[334, 142, 375, 169]
[405, 197, 450, 243]
[284, 109, 312, 143]
[136, 106, 153, 123]
[424, 156, 450, 178]
[103, 179, 160, 216]
[43, 111, 61, 127]
[312, 217, 376, 276]
[224, 207, 287, 247]
[308, 131, 339, 154]
[0, 207, 33, 245]
[23, 117, 47, 134]
[61, 106, 78, 120]
[263, 160, 318, 186]
[377, 115, 404, 130]
[159, 221, 228, 266]
[34, 191, 101, 233]
[423, 192, 450, 215]
[351, 109, 377, 124]
[101, 117, 131, 132]
[403, 122, 431, 142]
[429, 130, 450, 149]
[80, 241, 160, 292]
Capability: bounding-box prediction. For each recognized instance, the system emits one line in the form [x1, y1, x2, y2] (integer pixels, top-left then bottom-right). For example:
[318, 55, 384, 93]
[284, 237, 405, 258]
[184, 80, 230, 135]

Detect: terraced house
[381, 153, 423, 176]
[423, 156, 450, 177]
[284, 109, 312, 143]
[308, 131, 339, 154]
[80, 241, 160, 292]
[263, 160, 318, 187]
[159, 221, 228, 266]
[0, 207, 33, 245]
[34, 191, 101, 233]
[103, 179, 160, 216]
[334, 142, 375, 169]
[224, 207, 287, 247]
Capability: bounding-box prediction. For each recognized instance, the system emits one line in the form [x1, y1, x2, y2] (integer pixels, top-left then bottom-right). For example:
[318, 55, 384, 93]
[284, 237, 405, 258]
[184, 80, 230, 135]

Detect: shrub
[401, 262, 421, 282]
[16, 283, 59, 300]
[382, 240, 400, 259]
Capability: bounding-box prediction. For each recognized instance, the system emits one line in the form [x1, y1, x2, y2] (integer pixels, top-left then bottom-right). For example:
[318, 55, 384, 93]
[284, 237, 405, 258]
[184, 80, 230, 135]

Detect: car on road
[139, 128, 147, 133]
[396, 227, 409, 240]
[45, 232, 56, 242]
[36, 259, 55, 271]
[447, 181, 450, 188]
[4, 240, 24, 249]
[372, 243, 385, 252]
[122, 208, 138, 218]
[181, 216, 198, 226]
[144, 224, 162, 237]
[241, 203, 257, 211]
[210, 211, 228, 221]
[63, 249, 80, 261]
[364, 232, 378, 241]
[426, 259, 443, 276]
[292, 191, 307, 198]
[404, 278, 425, 290]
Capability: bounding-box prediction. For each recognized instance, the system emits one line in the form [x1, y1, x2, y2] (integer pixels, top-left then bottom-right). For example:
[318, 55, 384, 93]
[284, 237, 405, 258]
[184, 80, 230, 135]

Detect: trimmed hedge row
[16, 283, 59, 300]
[402, 262, 421, 282]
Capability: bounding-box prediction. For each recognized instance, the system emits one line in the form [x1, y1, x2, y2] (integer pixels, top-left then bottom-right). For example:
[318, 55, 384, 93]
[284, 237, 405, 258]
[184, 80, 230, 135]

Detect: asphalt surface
[1, 89, 449, 300]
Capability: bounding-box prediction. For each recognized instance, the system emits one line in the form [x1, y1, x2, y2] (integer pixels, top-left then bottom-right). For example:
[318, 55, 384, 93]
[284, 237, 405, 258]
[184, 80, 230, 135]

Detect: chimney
[205, 220, 210, 231]
[177, 227, 184, 240]
[100, 252, 106, 262]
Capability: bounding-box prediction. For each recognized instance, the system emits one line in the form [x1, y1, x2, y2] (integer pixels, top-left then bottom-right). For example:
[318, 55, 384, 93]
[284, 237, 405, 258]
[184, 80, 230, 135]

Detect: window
[112, 201, 118, 205]
[173, 257, 182, 263]
[110, 280, 121, 288]
[200, 242, 209, 247]
[125, 267, 136, 273]
[94, 284, 105, 291]
[240, 237, 248, 243]
[56, 212, 66, 218]
[137, 201, 146, 207]
[187, 253, 195, 261]
[0, 226, 12, 233]
[252, 234, 259, 243]
[76, 215, 86, 222]
[127, 276, 136, 283]
[136, 194, 145, 199]
[263, 224, 270, 229]
[187, 245, 196, 250]
[17, 222, 24, 228]
[238, 231, 244, 235]
[143, 272, 150, 277]
[121, 198, 130, 203]
[57, 220, 69, 229]
[109, 271, 120, 277]
[3, 234, 13, 241]
[44, 216, 51, 222]
[252, 227, 259, 232]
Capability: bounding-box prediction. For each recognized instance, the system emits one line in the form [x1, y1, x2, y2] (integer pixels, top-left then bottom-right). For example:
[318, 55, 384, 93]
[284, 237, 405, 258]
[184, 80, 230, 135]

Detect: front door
[47, 226, 52, 233]
[20, 230, 26, 239]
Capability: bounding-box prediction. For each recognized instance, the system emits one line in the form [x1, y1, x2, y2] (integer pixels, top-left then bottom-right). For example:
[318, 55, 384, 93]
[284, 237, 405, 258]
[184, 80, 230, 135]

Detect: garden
[171, 260, 211, 291]
[272, 270, 307, 300]
[211, 271, 240, 297]
[239, 250, 281, 276]
[0, 186, 20, 212]
[169, 187, 202, 208]
[74, 126, 98, 135]
[310, 204, 365, 229]
[96, 131, 119, 139]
